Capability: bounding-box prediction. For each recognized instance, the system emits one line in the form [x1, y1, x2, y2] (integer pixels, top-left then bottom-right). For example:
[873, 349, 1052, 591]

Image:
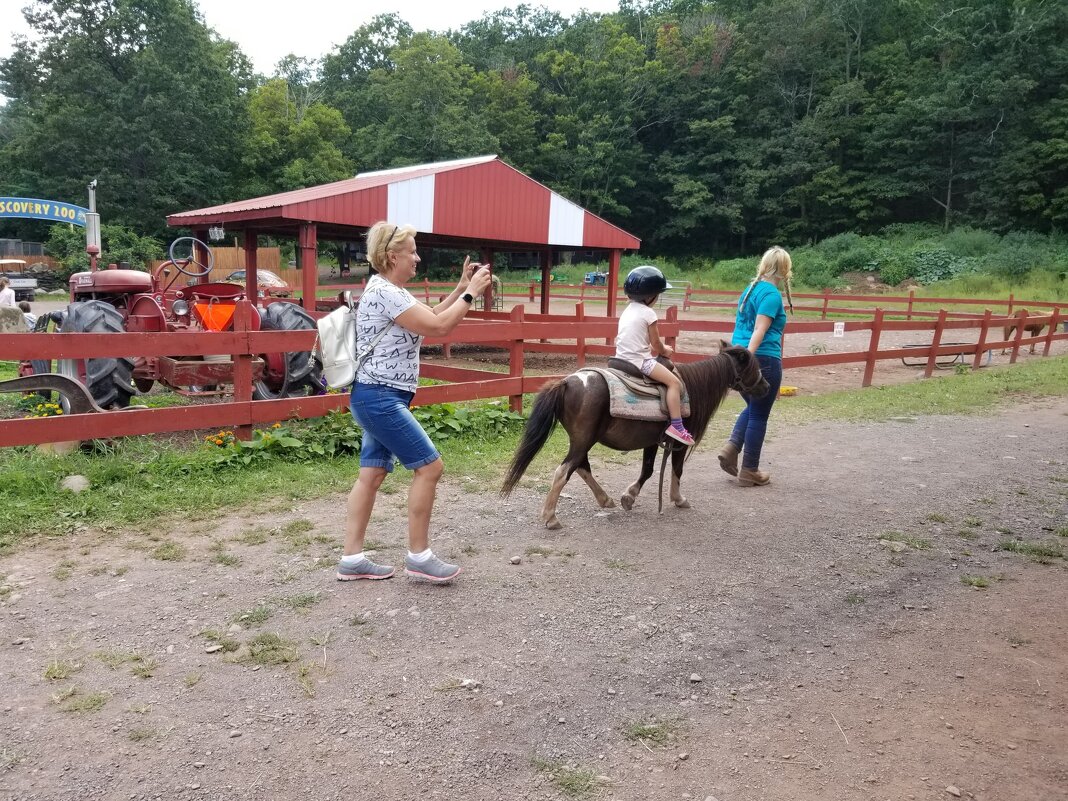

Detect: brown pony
[501, 342, 768, 529]
[1002, 315, 1047, 355]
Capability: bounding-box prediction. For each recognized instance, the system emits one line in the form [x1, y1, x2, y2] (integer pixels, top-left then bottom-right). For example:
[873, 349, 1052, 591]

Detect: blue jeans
[729, 355, 783, 470]
[350, 383, 440, 472]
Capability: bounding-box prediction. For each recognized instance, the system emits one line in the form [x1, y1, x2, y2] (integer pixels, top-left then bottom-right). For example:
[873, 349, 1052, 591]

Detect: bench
[900, 342, 992, 368]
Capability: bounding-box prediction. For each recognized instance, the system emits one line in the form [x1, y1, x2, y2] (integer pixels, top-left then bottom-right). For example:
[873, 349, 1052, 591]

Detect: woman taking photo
[337, 221, 493, 584]
[718, 246, 792, 486]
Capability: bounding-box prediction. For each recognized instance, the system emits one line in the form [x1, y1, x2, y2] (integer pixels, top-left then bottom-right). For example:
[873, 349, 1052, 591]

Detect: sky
[0, 0, 623, 75]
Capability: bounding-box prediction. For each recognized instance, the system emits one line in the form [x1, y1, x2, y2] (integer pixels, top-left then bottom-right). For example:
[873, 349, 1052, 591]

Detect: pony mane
[676, 349, 748, 449]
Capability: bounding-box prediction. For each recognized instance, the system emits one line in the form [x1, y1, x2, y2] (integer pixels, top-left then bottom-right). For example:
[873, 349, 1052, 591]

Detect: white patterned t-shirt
[355, 275, 421, 392]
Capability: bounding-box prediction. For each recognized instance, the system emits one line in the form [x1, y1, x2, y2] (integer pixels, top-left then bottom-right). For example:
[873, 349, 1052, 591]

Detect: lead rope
[657, 439, 686, 513]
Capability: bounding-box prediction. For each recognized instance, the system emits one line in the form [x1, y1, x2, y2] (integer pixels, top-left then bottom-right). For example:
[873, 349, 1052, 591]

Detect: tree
[238, 79, 353, 197]
[349, 34, 496, 168]
[0, 0, 252, 236]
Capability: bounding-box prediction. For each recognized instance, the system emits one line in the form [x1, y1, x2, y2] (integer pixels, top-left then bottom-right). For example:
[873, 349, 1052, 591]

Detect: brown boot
[737, 467, 770, 486]
[718, 442, 739, 476]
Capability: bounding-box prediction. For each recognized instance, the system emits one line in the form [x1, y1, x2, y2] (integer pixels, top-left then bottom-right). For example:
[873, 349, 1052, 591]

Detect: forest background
[0, 0, 1066, 294]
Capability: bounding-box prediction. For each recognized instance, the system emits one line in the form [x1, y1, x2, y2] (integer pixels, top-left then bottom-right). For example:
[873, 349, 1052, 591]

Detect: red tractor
[24, 237, 322, 408]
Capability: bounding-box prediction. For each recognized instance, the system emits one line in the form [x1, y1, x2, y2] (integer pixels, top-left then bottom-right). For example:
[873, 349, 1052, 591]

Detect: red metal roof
[167, 156, 640, 250]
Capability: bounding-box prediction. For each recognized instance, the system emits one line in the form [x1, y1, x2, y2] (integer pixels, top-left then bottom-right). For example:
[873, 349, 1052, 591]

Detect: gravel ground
[1, 392, 1066, 801]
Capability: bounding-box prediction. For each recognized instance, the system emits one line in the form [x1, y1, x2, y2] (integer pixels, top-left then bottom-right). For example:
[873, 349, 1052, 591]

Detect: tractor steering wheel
[168, 237, 214, 278]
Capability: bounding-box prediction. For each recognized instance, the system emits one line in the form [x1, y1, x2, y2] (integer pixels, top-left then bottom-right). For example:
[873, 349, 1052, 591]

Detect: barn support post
[233, 299, 254, 442]
[508, 305, 525, 413]
[923, 309, 948, 379]
[575, 303, 586, 368]
[606, 249, 621, 319]
[191, 230, 210, 285]
[1041, 308, 1060, 357]
[862, 308, 884, 388]
[481, 247, 494, 310]
[539, 250, 552, 315]
[243, 232, 259, 306]
[298, 223, 318, 312]
[972, 309, 993, 369]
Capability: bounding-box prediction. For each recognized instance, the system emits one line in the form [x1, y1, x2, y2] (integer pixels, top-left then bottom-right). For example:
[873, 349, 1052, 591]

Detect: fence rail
[0, 300, 1065, 448]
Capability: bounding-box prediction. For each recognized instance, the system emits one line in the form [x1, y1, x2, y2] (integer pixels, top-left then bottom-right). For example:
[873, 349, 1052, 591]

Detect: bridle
[729, 351, 765, 395]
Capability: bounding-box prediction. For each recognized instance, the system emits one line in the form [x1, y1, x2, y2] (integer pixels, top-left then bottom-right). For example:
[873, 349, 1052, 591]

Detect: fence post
[233, 299, 253, 442]
[1041, 308, 1060, 357]
[575, 302, 586, 368]
[862, 308, 884, 388]
[972, 309, 992, 369]
[1007, 292, 1014, 317]
[1009, 309, 1027, 364]
[907, 289, 915, 321]
[529, 280, 536, 303]
[924, 309, 947, 379]
[665, 305, 678, 351]
[683, 285, 692, 312]
[509, 305, 525, 413]
[821, 291, 829, 320]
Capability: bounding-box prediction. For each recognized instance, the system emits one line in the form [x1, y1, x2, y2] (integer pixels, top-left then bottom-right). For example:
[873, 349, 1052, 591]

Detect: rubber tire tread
[252, 303, 323, 400]
[61, 301, 136, 409]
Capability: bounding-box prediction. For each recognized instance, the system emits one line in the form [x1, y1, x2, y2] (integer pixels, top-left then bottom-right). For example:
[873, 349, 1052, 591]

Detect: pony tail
[501, 380, 565, 495]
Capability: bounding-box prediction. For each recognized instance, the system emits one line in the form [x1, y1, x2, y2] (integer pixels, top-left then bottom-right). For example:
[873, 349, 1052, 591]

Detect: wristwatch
[461, 292, 474, 304]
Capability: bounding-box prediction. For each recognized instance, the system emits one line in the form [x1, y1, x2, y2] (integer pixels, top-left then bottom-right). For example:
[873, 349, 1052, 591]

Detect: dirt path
[1, 393, 1066, 800]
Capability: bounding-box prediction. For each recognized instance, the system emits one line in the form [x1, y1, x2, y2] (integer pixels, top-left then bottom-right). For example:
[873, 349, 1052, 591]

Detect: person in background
[338, 221, 493, 584]
[614, 265, 694, 446]
[719, 246, 792, 486]
[0, 278, 15, 307]
[18, 300, 36, 330]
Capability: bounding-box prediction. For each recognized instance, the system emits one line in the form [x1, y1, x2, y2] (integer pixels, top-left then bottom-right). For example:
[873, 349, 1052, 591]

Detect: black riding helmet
[623, 265, 672, 301]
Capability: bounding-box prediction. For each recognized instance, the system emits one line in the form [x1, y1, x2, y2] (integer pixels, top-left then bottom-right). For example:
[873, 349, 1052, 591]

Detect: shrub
[792, 254, 842, 290]
[878, 254, 914, 286]
[942, 226, 1000, 257]
[912, 249, 977, 284]
[713, 257, 756, 285]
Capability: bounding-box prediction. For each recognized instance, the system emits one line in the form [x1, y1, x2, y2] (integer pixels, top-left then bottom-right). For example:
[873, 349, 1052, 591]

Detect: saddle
[579, 357, 690, 422]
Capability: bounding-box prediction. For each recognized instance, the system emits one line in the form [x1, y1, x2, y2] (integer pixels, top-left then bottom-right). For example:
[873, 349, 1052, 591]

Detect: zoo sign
[0, 197, 88, 226]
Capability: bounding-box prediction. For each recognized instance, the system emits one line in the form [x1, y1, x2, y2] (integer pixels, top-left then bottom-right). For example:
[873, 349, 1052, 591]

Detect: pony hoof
[674, 498, 691, 509]
[601, 498, 616, 509]
[544, 518, 563, 530]
[620, 495, 635, 511]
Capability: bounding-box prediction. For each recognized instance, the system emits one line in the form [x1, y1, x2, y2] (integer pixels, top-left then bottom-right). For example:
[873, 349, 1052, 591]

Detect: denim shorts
[349, 382, 440, 472]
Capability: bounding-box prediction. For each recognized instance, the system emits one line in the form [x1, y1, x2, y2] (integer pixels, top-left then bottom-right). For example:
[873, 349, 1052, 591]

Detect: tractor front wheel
[253, 303, 324, 400]
[55, 301, 136, 410]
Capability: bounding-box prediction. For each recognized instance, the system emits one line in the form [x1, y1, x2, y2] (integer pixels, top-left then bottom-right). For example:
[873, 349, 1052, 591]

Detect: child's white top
[615, 301, 659, 367]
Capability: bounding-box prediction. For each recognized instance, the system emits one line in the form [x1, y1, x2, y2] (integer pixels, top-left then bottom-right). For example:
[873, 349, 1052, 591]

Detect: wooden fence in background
[1, 300, 1065, 448]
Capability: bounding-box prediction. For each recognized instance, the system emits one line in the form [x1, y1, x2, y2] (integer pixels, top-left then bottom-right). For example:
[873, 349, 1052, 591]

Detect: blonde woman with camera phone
[337, 221, 492, 584]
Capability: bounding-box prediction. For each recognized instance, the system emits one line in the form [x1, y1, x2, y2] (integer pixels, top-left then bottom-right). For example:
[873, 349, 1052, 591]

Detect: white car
[225, 269, 291, 296]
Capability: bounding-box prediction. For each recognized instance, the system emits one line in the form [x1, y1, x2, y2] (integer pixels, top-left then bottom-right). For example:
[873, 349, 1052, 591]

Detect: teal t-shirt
[731, 280, 786, 358]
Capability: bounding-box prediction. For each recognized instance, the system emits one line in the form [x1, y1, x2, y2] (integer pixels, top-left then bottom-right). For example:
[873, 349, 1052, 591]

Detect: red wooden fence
[1, 302, 1064, 448]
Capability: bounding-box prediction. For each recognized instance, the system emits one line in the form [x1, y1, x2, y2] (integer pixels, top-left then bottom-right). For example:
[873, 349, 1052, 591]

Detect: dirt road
[1, 395, 1065, 800]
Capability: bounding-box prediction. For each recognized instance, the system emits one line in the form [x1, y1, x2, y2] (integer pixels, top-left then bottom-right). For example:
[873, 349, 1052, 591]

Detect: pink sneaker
[664, 425, 695, 446]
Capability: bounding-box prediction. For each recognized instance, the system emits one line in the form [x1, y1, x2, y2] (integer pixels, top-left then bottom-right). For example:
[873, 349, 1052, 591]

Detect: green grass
[878, 531, 932, 550]
[43, 659, 82, 681]
[998, 539, 1063, 563]
[622, 719, 677, 745]
[1, 356, 1064, 555]
[961, 575, 990, 588]
[531, 758, 602, 799]
[237, 633, 300, 666]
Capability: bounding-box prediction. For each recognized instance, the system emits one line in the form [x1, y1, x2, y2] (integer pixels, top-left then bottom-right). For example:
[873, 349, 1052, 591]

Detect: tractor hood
[70, 269, 153, 294]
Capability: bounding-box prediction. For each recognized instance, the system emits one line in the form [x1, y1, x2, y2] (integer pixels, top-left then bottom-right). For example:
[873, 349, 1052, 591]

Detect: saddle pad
[579, 367, 691, 422]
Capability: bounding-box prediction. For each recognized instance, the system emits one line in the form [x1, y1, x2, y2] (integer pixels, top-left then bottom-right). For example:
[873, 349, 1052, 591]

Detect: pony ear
[718, 339, 732, 352]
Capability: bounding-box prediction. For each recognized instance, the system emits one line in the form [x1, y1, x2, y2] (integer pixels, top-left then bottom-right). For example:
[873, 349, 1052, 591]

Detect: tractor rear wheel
[253, 303, 324, 400]
[55, 301, 136, 410]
